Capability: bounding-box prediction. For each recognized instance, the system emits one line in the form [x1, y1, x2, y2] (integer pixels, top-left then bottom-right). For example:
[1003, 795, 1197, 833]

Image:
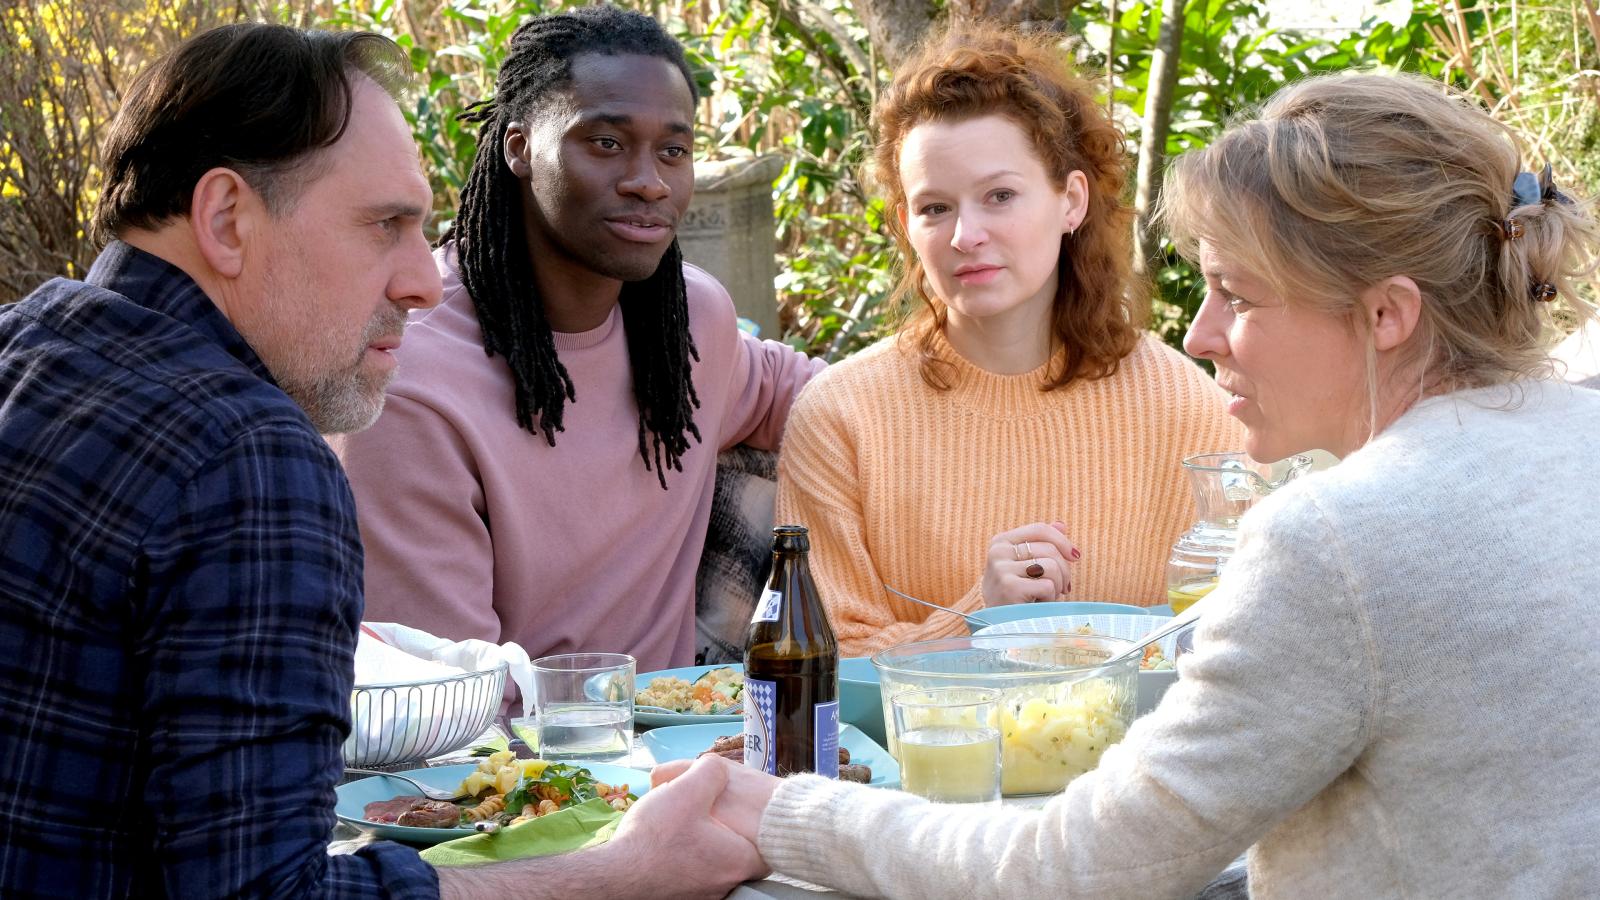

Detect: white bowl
[972, 615, 1182, 715]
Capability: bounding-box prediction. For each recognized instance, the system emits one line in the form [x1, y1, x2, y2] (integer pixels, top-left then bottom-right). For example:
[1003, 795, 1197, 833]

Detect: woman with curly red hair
[775, 25, 1241, 655]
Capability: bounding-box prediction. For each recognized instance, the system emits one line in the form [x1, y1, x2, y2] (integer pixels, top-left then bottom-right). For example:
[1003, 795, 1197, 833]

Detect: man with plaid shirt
[0, 22, 763, 900]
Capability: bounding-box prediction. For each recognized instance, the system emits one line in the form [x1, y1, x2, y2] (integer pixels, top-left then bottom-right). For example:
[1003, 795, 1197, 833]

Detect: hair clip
[1537, 163, 1573, 205]
[1530, 281, 1558, 302]
[1513, 163, 1574, 210]
[1499, 217, 1525, 241]
[1511, 171, 1541, 209]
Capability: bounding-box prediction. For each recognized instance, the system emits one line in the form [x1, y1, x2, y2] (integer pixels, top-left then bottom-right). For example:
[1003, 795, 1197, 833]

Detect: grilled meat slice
[395, 799, 463, 829]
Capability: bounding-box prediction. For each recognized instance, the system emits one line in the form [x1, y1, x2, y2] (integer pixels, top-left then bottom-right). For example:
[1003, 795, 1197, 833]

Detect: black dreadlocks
[446, 6, 702, 490]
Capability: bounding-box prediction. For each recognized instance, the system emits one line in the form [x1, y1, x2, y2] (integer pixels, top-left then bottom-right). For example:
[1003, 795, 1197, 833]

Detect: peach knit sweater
[775, 330, 1245, 656]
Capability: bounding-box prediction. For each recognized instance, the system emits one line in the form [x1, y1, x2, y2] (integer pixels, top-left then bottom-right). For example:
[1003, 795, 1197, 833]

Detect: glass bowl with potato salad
[872, 634, 1138, 797]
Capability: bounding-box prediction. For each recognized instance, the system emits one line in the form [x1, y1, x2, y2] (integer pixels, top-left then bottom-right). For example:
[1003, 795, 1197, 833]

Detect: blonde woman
[643, 71, 1600, 899]
[775, 27, 1242, 656]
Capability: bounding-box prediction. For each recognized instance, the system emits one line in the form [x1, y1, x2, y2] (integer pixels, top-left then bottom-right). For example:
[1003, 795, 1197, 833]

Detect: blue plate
[642, 721, 899, 789]
[335, 761, 651, 845]
[839, 657, 885, 747]
[967, 601, 1148, 629]
[634, 664, 746, 728]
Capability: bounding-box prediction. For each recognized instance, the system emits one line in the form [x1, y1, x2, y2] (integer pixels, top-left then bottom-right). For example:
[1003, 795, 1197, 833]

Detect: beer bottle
[743, 525, 839, 777]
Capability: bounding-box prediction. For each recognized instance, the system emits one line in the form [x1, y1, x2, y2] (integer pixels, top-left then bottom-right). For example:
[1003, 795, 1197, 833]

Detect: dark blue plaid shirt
[0, 243, 439, 899]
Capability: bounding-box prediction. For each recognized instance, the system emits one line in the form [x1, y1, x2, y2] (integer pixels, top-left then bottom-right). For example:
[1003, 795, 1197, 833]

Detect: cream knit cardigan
[759, 379, 1600, 899]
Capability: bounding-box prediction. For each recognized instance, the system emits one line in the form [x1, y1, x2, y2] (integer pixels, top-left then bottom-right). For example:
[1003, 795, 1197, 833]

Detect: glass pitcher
[1166, 452, 1314, 613]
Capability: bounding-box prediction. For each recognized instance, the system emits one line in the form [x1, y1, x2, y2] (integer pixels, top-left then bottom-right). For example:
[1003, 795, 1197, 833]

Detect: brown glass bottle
[743, 525, 839, 777]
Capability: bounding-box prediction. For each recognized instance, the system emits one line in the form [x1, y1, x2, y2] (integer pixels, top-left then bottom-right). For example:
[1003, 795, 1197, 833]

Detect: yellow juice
[897, 725, 1001, 803]
[1167, 579, 1217, 614]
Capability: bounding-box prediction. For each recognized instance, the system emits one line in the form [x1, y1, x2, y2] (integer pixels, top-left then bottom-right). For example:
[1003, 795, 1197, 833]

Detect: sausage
[838, 764, 872, 783]
[698, 738, 867, 782]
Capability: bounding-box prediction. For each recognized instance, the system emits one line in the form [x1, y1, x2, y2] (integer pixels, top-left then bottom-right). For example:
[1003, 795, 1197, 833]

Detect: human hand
[606, 755, 770, 897]
[980, 521, 1079, 606]
[652, 754, 782, 847]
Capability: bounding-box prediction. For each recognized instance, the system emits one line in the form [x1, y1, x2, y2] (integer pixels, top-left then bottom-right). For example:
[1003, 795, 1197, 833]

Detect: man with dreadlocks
[338, 6, 823, 674]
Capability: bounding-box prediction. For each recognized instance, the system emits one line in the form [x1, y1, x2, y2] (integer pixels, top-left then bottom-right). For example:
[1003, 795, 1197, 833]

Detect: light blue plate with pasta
[633, 664, 746, 729]
[335, 761, 650, 845]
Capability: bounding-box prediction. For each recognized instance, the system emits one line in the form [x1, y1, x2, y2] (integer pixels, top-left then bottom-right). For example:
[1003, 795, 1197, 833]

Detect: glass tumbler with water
[891, 687, 1002, 804]
[525, 652, 635, 763]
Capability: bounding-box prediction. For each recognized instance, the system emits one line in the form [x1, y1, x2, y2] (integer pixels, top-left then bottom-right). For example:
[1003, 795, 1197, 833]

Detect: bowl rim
[971, 612, 1173, 637]
[870, 632, 1137, 680]
[350, 658, 508, 691]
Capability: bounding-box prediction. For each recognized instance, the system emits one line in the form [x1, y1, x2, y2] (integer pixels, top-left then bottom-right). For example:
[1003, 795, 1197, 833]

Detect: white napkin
[358, 621, 536, 718]
[354, 629, 465, 684]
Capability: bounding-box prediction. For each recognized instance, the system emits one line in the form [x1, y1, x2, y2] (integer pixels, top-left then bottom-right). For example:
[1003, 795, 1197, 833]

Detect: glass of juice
[891, 687, 1002, 804]
[528, 652, 635, 763]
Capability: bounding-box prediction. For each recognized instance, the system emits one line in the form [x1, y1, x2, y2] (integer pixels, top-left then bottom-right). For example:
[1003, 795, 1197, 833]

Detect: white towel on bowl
[357, 621, 535, 718]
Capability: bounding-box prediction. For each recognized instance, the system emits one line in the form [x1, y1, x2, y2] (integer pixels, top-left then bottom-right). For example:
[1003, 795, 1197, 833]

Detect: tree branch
[791, 0, 874, 77]
[1132, 0, 1185, 272]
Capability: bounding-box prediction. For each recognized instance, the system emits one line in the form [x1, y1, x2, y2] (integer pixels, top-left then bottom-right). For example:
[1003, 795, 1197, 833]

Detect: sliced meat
[363, 795, 426, 824]
[838, 764, 872, 784]
[396, 799, 464, 829]
[707, 734, 745, 754]
[838, 747, 851, 765]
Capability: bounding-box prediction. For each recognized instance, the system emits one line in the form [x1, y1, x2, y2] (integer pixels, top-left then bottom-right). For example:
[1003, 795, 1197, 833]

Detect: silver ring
[1013, 542, 1026, 561]
[1022, 541, 1032, 560]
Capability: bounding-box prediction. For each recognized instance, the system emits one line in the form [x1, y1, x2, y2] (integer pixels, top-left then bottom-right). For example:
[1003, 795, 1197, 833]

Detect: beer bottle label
[814, 699, 840, 778]
[743, 676, 777, 774]
[751, 588, 783, 624]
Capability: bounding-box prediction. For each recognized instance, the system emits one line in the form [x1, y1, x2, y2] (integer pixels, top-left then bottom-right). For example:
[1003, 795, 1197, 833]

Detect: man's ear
[504, 123, 532, 179]
[188, 167, 254, 279]
[1363, 275, 1423, 352]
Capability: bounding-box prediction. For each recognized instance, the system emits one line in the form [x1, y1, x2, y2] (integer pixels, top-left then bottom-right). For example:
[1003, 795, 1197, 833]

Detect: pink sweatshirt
[337, 245, 824, 672]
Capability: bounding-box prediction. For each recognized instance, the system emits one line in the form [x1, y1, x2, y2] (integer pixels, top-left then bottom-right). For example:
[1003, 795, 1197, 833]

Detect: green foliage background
[3, 0, 1596, 356]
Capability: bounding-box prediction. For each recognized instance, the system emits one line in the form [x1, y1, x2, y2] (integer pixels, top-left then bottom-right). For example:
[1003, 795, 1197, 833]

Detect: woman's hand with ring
[980, 522, 1080, 606]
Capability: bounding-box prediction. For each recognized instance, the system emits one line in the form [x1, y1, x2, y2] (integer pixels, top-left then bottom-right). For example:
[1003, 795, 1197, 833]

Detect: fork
[882, 583, 996, 629]
[344, 768, 469, 802]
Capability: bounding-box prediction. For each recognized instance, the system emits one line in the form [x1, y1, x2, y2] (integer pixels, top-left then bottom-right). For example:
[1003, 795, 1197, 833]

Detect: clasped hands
[606, 754, 782, 898]
[980, 521, 1080, 606]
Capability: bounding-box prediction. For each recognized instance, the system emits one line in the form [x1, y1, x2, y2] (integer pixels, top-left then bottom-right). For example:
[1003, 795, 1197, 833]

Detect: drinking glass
[891, 686, 1002, 804]
[520, 652, 635, 763]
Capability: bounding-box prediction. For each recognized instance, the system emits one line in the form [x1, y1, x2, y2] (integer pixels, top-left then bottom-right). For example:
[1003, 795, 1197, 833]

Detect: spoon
[1099, 600, 1205, 669]
[344, 767, 470, 802]
[882, 584, 995, 629]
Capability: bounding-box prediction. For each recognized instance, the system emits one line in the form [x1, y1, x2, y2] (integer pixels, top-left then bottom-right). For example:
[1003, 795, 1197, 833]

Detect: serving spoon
[882, 584, 996, 629]
[1099, 600, 1205, 669]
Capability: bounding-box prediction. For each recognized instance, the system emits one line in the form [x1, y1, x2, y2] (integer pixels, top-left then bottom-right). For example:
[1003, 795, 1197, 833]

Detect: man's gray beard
[281, 306, 409, 435]
[289, 367, 390, 435]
